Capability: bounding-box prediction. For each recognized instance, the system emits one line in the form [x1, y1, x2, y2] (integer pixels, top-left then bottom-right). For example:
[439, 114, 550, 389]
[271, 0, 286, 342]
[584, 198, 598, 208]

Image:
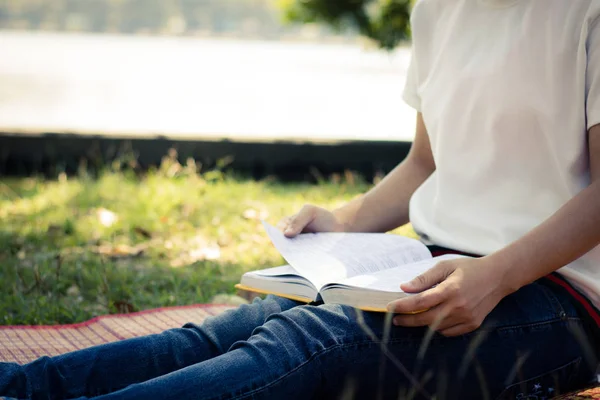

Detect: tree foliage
[0, 0, 413, 48]
[279, 0, 412, 50]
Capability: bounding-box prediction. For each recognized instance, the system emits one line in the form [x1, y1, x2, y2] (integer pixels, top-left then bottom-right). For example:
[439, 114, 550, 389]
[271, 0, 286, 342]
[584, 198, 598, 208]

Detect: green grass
[0, 154, 416, 326]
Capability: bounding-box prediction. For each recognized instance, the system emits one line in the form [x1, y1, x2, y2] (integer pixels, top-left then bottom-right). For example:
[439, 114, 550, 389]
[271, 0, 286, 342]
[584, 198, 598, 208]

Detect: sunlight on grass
[0, 153, 416, 325]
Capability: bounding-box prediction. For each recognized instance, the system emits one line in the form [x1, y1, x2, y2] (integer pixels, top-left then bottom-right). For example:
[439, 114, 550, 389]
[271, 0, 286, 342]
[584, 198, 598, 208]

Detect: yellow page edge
[235, 284, 313, 304]
[235, 284, 424, 314]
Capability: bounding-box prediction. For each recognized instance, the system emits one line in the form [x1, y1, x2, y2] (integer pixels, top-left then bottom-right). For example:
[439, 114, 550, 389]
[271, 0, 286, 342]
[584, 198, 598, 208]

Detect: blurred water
[0, 32, 415, 142]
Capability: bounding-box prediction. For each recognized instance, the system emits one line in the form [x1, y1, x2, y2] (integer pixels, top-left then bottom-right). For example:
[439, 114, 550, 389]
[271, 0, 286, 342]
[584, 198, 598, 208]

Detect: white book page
[332, 254, 467, 292]
[262, 221, 432, 289]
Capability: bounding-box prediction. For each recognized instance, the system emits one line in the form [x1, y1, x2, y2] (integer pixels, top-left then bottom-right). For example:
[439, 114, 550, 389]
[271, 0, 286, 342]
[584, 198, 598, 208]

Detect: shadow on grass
[0, 154, 373, 327]
[0, 225, 245, 326]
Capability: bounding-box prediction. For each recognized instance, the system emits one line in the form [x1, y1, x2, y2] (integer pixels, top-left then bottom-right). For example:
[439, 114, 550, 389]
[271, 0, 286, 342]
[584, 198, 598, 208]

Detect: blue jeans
[0, 282, 597, 400]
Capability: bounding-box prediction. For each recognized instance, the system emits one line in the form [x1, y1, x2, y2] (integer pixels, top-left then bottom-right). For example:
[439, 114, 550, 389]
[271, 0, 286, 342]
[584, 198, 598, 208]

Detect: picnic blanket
[1, 304, 598, 398]
[0, 304, 234, 365]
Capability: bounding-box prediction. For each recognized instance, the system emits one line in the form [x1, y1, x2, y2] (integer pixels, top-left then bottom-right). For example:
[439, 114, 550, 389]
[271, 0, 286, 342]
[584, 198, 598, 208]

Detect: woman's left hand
[387, 257, 515, 337]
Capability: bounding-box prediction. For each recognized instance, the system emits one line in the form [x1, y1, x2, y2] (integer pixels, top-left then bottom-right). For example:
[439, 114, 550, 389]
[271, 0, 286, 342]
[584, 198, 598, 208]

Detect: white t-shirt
[404, 0, 600, 309]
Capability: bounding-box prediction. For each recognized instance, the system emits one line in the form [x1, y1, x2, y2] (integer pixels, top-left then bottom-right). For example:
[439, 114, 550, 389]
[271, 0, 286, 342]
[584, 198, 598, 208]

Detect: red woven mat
[555, 386, 600, 399]
[0, 304, 234, 365]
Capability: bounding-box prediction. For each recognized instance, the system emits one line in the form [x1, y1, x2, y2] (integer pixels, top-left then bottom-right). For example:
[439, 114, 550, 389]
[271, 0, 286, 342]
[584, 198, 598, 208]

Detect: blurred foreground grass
[0, 153, 415, 325]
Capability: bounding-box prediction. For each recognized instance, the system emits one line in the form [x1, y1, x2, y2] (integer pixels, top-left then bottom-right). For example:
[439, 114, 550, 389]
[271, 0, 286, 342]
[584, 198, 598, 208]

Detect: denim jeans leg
[66, 282, 596, 400]
[0, 295, 300, 400]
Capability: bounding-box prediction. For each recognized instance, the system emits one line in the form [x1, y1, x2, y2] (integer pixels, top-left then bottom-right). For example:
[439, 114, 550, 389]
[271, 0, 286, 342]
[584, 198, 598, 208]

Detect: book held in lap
[236, 222, 467, 312]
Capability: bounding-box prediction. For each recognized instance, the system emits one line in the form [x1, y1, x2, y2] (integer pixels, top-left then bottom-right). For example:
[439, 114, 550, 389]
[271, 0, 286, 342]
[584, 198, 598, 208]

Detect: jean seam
[496, 316, 582, 333]
[540, 282, 568, 317]
[494, 284, 575, 333]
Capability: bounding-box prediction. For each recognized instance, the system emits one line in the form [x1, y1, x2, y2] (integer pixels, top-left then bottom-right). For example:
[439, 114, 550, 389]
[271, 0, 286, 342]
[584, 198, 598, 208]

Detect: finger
[439, 323, 476, 337]
[393, 306, 458, 330]
[387, 285, 448, 314]
[276, 216, 293, 232]
[284, 205, 317, 237]
[400, 260, 454, 293]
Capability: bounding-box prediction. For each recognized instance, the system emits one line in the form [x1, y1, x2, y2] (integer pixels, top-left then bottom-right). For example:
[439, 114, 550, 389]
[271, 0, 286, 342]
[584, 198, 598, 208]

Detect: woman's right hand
[277, 205, 349, 238]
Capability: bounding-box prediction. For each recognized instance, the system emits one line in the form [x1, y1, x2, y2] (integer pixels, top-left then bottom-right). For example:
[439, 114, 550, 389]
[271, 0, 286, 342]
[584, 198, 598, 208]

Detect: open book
[236, 222, 468, 312]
